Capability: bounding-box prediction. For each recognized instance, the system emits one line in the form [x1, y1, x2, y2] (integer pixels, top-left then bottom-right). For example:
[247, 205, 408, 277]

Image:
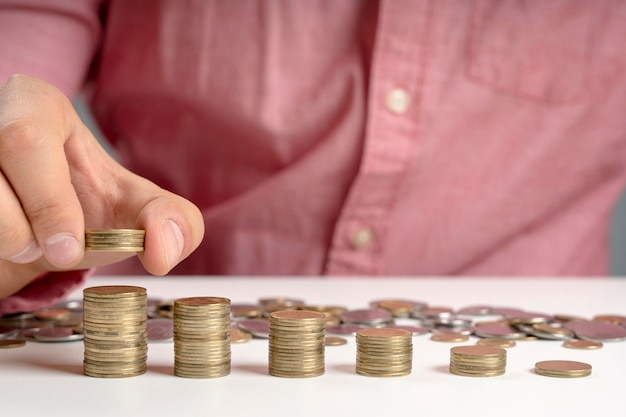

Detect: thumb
[106, 174, 205, 276]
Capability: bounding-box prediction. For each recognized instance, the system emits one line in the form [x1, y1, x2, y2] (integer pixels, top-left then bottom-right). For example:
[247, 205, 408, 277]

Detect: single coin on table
[534, 360, 592, 378]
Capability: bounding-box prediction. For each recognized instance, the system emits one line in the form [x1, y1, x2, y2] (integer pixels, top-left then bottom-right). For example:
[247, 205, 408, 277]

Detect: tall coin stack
[449, 345, 507, 377]
[83, 286, 148, 378]
[85, 229, 145, 252]
[268, 310, 326, 378]
[173, 297, 231, 378]
[355, 328, 413, 377]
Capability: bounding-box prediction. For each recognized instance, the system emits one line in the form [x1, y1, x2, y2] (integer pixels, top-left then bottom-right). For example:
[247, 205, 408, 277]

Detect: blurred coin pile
[0, 302, 84, 344]
[230, 297, 626, 346]
[268, 310, 325, 378]
[356, 328, 412, 377]
[83, 286, 147, 378]
[173, 297, 231, 378]
[449, 345, 507, 377]
[84, 229, 145, 252]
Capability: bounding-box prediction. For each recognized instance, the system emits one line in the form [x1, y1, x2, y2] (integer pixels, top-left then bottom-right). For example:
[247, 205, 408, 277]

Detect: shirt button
[350, 226, 374, 250]
[385, 88, 410, 114]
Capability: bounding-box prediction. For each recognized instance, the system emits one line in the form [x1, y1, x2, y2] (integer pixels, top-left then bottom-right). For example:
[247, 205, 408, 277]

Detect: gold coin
[431, 333, 469, 343]
[230, 328, 252, 344]
[477, 338, 516, 348]
[562, 339, 603, 350]
[592, 314, 626, 326]
[33, 308, 72, 321]
[230, 305, 264, 318]
[324, 336, 348, 346]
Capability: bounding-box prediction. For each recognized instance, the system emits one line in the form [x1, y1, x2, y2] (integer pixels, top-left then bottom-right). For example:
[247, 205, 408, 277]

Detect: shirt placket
[324, 0, 432, 275]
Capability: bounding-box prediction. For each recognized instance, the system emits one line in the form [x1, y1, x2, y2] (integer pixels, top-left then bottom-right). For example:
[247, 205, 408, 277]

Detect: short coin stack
[268, 310, 326, 378]
[534, 360, 592, 378]
[355, 328, 413, 377]
[83, 286, 148, 378]
[85, 229, 145, 252]
[449, 345, 507, 377]
[173, 297, 231, 378]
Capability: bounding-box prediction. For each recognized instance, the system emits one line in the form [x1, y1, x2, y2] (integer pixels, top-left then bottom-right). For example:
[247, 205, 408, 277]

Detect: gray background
[74, 97, 626, 276]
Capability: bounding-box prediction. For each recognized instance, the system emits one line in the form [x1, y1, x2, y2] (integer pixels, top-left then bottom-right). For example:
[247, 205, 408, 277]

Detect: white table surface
[2, 276, 625, 417]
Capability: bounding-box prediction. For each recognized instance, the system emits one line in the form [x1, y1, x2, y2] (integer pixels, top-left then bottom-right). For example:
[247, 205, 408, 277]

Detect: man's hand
[0, 74, 205, 298]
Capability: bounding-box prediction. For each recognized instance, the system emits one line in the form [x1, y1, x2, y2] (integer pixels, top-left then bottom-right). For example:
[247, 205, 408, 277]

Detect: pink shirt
[1, 1, 626, 312]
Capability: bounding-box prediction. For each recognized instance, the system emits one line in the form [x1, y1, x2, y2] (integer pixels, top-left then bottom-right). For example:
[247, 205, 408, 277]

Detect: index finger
[0, 75, 85, 268]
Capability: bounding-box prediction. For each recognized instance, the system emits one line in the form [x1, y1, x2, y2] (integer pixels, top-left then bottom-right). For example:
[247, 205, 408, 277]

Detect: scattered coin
[340, 309, 394, 326]
[230, 327, 252, 344]
[592, 314, 626, 326]
[412, 306, 455, 322]
[563, 320, 626, 342]
[33, 308, 72, 321]
[0, 339, 26, 349]
[431, 333, 469, 343]
[456, 305, 492, 316]
[325, 324, 366, 335]
[230, 304, 265, 319]
[32, 327, 83, 342]
[237, 319, 270, 338]
[370, 299, 427, 317]
[147, 318, 173, 342]
[562, 339, 603, 350]
[518, 322, 575, 341]
[477, 338, 516, 348]
[473, 324, 527, 340]
[325, 336, 348, 346]
[258, 297, 305, 307]
[384, 324, 429, 336]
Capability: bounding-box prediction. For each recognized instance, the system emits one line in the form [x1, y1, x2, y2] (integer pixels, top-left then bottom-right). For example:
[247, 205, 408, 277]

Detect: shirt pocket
[465, 0, 594, 104]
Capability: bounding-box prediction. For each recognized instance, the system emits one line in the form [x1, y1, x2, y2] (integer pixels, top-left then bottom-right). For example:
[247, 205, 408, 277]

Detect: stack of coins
[85, 229, 145, 252]
[83, 286, 147, 378]
[534, 360, 592, 378]
[355, 328, 413, 377]
[449, 345, 507, 377]
[268, 310, 326, 378]
[173, 297, 231, 378]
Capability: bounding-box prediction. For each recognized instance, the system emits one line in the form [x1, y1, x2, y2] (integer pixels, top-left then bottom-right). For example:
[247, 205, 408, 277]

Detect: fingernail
[9, 240, 43, 264]
[45, 233, 81, 267]
[161, 219, 184, 270]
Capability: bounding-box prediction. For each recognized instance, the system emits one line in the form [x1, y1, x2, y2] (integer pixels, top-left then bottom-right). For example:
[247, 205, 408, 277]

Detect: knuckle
[0, 118, 47, 156]
[25, 200, 69, 228]
[0, 223, 29, 257]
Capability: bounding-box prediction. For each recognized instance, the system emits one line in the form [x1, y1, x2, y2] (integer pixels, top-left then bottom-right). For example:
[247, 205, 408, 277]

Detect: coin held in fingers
[84, 229, 145, 252]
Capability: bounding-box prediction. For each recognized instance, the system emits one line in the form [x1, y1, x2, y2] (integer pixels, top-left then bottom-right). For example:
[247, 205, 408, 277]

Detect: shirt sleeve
[0, 0, 104, 98]
[0, 269, 91, 315]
